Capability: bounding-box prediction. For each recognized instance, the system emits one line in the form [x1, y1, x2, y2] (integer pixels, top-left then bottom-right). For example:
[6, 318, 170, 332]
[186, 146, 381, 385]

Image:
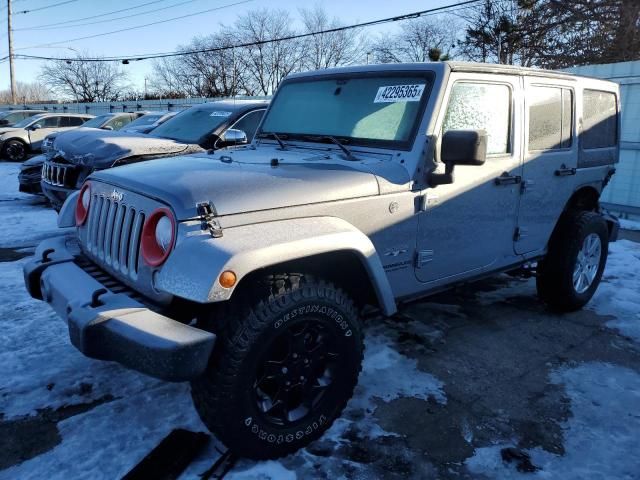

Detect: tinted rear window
[582, 90, 617, 149]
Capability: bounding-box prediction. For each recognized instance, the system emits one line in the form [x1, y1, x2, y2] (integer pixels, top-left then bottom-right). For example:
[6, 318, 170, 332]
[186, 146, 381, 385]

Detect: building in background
[567, 60, 640, 218]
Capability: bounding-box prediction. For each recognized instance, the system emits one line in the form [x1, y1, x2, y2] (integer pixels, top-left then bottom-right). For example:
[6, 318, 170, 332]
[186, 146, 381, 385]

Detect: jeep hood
[92, 149, 393, 219]
[49, 128, 204, 167]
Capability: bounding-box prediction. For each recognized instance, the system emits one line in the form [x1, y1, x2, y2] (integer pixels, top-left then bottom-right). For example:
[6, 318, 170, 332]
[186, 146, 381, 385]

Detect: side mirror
[221, 128, 248, 146]
[30, 123, 42, 130]
[441, 129, 487, 166]
[429, 130, 488, 186]
[102, 125, 114, 131]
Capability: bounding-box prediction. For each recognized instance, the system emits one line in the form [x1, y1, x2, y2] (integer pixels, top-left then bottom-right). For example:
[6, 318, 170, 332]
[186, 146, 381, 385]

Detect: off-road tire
[1, 139, 28, 162]
[190, 274, 364, 459]
[536, 210, 609, 312]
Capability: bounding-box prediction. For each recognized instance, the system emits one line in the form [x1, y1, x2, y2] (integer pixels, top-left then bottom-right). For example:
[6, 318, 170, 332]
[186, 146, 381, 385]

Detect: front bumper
[41, 182, 74, 210]
[18, 172, 43, 194]
[23, 236, 216, 382]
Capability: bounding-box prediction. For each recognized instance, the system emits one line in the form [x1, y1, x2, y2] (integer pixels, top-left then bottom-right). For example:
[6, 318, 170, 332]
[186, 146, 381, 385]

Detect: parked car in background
[122, 111, 177, 134]
[0, 109, 47, 127]
[0, 113, 93, 161]
[41, 100, 268, 209]
[41, 112, 150, 154]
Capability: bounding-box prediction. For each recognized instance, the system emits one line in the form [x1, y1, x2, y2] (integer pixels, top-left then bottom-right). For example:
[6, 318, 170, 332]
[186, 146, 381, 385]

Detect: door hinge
[415, 250, 434, 268]
[514, 227, 528, 242]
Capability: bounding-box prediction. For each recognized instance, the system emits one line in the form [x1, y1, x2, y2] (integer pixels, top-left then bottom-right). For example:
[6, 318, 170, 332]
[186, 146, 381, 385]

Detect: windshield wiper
[290, 134, 358, 161]
[256, 131, 288, 150]
[323, 135, 357, 161]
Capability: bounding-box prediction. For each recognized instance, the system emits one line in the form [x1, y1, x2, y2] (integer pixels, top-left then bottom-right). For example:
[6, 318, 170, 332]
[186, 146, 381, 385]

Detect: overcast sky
[0, 0, 461, 91]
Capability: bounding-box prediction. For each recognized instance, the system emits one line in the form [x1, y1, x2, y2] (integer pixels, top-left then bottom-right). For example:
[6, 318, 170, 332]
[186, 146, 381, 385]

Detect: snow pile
[590, 240, 640, 342]
[466, 362, 640, 479]
[619, 218, 640, 231]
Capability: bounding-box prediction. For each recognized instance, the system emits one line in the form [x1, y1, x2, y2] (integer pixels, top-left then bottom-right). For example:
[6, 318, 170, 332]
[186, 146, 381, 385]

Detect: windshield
[81, 115, 111, 128]
[127, 113, 164, 128]
[151, 105, 232, 144]
[12, 116, 43, 128]
[260, 74, 432, 148]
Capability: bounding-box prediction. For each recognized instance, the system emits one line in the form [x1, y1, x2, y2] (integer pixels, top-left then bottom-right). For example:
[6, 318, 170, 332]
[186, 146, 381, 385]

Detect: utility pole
[7, 0, 17, 104]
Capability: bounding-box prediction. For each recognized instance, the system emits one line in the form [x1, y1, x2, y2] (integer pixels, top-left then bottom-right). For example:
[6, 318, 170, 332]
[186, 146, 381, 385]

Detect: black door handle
[495, 172, 522, 185]
[555, 166, 576, 176]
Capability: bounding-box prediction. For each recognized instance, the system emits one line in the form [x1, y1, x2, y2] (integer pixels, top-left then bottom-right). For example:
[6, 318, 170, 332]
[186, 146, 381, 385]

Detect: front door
[28, 116, 61, 150]
[515, 78, 577, 254]
[416, 73, 523, 284]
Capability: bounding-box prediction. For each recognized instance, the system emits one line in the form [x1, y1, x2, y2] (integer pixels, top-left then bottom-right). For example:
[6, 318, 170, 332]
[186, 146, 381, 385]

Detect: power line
[13, 0, 482, 62]
[14, 0, 79, 15]
[15, 0, 254, 50]
[13, 0, 174, 30]
[17, 0, 204, 31]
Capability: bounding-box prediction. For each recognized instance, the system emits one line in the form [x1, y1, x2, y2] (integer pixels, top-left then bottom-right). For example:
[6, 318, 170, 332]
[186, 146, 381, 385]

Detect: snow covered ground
[1, 161, 639, 479]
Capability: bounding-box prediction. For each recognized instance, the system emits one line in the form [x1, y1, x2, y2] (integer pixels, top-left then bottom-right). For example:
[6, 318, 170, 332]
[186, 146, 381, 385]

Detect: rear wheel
[2, 139, 28, 162]
[536, 211, 609, 312]
[190, 274, 363, 459]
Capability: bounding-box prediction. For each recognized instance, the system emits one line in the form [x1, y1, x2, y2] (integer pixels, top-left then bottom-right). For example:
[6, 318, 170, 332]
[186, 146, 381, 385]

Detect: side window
[230, 109, 265, 141]
[582, 89, 617, 149]
[442, 82, 511, 155]
[41, 117, 60, 128]
[67, 117, 85, 126]
[528, 86, 573, 151]
[106, 116, 132, 131]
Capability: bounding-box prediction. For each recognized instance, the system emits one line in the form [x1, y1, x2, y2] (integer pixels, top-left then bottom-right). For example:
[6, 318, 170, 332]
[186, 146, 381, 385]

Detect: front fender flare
[156, 216, 397, 316]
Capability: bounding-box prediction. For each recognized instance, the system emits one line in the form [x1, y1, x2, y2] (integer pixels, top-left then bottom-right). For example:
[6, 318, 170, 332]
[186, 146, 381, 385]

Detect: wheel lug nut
[286, 381, 291, 386]
[281, 367, 288, 374]
[300, 376, 305, 381]
[303, 359, 309, 364]
[292, 353, 298, 359]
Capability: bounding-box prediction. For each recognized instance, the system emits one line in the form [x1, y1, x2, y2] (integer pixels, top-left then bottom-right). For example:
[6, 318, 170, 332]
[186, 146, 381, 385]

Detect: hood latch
[197, 202, 223, 238]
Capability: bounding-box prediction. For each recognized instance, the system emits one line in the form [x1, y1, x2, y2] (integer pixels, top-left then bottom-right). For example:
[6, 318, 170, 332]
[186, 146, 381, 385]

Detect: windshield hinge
[197, 202, 223, 238]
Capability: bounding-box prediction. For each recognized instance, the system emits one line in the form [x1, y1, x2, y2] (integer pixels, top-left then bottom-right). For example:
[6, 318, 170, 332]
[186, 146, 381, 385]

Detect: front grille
[85, 193, 145, 281]
[42, 161, 78, 188]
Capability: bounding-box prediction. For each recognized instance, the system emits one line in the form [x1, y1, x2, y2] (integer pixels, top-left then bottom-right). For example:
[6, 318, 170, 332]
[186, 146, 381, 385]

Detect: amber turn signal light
[219, 270, 237, 288]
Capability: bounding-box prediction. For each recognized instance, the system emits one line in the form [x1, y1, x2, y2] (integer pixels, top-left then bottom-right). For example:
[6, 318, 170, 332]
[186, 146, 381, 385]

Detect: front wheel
[191, 274, 363, 459]
[2, 139, 28, 162]
[537, 211, 609, 312]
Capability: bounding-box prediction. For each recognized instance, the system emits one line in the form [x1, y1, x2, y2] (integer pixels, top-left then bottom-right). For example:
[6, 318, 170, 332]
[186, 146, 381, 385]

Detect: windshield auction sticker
[210, 111, 233, 117]
[374, 84, 425, 103]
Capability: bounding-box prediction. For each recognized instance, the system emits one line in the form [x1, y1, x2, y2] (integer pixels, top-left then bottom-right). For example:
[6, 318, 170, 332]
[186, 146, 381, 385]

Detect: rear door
[515, 77, 577, 254]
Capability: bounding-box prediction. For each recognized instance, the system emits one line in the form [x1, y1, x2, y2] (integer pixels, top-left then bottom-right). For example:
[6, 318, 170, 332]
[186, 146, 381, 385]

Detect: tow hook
[197, 202, 223, 238]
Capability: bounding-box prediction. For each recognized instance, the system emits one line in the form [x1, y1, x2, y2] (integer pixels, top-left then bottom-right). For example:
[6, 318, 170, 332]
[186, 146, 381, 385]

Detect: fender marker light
[219, 270, 237, 288]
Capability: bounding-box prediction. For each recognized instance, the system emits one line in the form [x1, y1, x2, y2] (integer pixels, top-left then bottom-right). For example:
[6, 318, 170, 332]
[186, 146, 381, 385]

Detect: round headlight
[81, 187, 91, 210]
[141, 208, 175, 267]
[75, 183, 91, 226]
[155, 215, 173, 252]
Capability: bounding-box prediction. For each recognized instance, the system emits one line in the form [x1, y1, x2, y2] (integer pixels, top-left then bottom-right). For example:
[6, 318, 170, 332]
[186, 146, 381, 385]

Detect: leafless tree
[299, 5, 366, 69]
[0, 81, 52, 104]
[39, 55, 131, 102]
[150, 31, 253, 98]
[233, 8, 306, 95]
[370, 17, 459, 63]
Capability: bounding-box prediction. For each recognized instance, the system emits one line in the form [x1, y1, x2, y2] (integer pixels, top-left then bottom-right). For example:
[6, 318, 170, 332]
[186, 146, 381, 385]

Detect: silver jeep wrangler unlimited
[24, 62, 620, 459]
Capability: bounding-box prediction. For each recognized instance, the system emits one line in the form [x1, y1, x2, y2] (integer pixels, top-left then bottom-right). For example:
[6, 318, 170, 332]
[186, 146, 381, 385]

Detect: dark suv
[41, 100, 268, 210]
